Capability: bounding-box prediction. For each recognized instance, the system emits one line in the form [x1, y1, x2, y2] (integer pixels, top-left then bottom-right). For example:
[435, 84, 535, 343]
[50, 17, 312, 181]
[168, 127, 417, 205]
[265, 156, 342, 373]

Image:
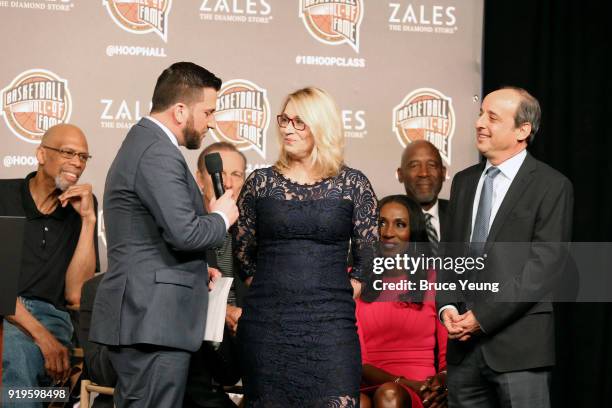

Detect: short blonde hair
[275, 87, 344, 178]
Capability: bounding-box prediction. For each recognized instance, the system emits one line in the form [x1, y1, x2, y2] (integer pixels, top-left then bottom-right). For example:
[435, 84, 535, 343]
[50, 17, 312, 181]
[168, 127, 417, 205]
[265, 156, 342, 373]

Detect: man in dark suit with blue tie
[438, 87, 573, 407]
[90, 62, 238, 407]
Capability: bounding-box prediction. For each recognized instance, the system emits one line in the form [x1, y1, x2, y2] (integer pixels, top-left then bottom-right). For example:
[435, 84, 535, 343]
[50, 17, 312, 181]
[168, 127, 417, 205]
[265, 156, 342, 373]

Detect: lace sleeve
[233, 170, 259, 280]
[349, 171, 379, 281]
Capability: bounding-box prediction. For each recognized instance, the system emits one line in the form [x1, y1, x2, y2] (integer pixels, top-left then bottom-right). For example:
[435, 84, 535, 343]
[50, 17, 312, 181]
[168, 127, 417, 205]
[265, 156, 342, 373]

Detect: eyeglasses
[277, 115, 307, 131]
[41, 145, 92, 163]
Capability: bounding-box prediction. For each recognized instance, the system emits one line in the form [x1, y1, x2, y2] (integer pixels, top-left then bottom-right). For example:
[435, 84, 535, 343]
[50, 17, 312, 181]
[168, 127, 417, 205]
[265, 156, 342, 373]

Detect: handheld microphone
[204, 152, 225, 199]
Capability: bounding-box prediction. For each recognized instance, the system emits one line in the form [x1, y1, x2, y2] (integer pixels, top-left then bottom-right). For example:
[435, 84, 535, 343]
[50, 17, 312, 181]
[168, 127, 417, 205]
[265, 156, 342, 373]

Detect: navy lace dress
[234, 166, 378, 407]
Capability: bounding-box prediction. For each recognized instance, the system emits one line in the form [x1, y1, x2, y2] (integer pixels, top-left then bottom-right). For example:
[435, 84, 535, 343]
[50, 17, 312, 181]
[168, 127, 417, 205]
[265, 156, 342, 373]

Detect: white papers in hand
[203, 277, 233, 342]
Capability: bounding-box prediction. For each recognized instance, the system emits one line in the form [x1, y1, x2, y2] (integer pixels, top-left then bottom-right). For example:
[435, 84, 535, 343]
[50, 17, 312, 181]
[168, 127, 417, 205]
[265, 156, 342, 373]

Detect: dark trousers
[184, 338, 239, 408]
[108, 344, 191, 408]
[447, 345, 551, 408]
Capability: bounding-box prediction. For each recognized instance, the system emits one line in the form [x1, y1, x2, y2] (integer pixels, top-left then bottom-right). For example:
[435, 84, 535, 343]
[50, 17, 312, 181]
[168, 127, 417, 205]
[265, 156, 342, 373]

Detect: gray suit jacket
[90, 118, 227, 352]
[438, 152, 573, 372]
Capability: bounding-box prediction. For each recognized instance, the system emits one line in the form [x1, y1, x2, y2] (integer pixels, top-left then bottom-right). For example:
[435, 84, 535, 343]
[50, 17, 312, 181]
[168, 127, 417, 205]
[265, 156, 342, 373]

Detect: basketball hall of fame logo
[212, 79, 270, 159]
[299, 0, 363, 52]
[103, 0, 172, 42]
[392, 88, 455, 164]
[1, 69, 72, 144]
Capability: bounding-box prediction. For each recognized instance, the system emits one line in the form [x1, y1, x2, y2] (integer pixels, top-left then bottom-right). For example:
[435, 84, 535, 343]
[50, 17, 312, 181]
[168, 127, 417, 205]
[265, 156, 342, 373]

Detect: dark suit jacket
[438, 152, 573, 372]
[90, 118, 227, 352]
[437, 198, 449, 239]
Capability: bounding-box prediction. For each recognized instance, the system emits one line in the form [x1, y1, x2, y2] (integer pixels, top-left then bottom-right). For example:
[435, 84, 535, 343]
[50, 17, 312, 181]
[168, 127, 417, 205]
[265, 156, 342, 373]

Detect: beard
[183, 115, 203, 150]
[55, 174, 72, 191]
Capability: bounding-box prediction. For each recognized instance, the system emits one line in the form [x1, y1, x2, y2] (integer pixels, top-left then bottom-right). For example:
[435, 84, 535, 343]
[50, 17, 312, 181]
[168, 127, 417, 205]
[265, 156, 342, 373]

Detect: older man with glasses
[0, 123, 98, 407]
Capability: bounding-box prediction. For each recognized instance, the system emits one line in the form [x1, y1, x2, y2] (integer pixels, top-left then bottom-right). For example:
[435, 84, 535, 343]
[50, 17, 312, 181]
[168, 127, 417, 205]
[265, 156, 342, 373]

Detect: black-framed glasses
[41, 145, 92, 163]
[277, 115, 307, 131]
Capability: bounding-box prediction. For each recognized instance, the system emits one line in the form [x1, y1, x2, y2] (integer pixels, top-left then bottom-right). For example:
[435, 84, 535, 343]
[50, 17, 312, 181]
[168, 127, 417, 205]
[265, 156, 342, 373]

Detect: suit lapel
[485, 153, 537, 247]
[461, 164, 484, 242]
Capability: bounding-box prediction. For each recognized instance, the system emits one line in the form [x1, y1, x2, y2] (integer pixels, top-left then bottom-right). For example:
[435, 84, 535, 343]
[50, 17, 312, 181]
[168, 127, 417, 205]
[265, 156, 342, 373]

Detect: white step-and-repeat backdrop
[1, 0, 483, 270]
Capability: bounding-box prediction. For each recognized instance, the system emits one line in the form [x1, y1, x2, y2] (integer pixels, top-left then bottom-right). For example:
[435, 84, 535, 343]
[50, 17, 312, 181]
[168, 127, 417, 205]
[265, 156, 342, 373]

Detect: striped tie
[215, 234, 237, 305]
[424, 213, 439, 255]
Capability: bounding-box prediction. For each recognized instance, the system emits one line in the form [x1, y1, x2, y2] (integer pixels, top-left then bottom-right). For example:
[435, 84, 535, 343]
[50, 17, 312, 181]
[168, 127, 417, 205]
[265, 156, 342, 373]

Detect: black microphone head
[204, 152, 223, 174]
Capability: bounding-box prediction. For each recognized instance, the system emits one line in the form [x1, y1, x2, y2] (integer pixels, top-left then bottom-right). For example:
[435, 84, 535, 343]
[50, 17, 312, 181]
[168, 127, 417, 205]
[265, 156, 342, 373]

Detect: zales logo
[1, 69, 72, 144]
[392, 88, 455, 164]
[199, 0, 272, 24]
[299, 0, 363, 52]
[103, 0, 172, 42]
[212, 79, 270, 159]
[388, 3, 457, 34]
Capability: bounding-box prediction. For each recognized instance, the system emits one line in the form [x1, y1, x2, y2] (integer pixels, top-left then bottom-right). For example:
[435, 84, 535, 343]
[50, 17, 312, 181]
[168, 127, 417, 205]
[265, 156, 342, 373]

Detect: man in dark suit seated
[195, 142, 249, 329]
[184, 142, 249, 407]
[397, 139, 447, 250]
[0, 124, 98, 407]
[438, 87, 573, 407]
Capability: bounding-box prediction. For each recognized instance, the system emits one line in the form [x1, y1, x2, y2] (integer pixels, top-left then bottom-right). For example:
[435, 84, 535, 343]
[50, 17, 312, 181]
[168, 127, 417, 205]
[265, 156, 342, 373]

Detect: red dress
[356, 274, 447, 408]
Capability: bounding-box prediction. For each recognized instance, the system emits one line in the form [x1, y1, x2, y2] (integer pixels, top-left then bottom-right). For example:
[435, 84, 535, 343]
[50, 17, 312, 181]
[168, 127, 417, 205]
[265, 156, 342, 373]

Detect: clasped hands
[419, 372, 448, 408]
[396, 372, 446, 407]
[441, 308, 481, 341]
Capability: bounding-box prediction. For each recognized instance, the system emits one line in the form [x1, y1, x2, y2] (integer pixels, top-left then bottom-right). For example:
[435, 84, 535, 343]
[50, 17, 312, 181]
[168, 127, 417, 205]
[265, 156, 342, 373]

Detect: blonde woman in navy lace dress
[234, 87, 378, 407]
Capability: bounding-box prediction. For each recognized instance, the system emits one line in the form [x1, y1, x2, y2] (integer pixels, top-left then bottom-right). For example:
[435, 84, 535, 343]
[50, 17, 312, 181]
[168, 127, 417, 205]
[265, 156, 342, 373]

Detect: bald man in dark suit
[438, 87, 573, 408]
[398, 140, 448, 249]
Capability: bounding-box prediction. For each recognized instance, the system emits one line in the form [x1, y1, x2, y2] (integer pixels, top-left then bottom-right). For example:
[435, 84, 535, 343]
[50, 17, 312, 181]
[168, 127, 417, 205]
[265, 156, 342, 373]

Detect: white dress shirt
[470, 149, 527, 239]
[143, 116, 230, 230]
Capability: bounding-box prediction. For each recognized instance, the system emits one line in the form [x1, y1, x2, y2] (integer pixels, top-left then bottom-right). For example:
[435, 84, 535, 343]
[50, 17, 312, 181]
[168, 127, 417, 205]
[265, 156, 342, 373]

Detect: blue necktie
[470, 167, 501, 253]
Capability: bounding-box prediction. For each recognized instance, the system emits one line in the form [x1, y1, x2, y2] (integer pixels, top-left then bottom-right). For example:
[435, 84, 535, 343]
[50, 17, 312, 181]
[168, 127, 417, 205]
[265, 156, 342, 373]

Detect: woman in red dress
[357, 195, 448, 408]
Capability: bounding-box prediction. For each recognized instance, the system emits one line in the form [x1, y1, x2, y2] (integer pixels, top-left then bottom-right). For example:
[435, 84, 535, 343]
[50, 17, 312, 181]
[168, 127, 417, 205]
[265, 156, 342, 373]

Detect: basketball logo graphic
[103, 0, 172, 42]
[392, 88, 455, 164]
[299, 0, 363, 52]
[212, 79, 270, 159]
[1, 69, 72, 144]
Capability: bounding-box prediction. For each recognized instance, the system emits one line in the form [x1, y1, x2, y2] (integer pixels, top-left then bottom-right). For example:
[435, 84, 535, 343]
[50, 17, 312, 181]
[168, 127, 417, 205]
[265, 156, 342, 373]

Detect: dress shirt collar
[144, 116, 179, 148]
[484, 149, 527, 181]
[423, 199, 439, 221]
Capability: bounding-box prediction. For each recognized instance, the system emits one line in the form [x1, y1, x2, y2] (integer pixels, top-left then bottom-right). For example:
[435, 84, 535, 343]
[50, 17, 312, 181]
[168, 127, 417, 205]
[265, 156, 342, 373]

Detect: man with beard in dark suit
[90, 62, 238, 407]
